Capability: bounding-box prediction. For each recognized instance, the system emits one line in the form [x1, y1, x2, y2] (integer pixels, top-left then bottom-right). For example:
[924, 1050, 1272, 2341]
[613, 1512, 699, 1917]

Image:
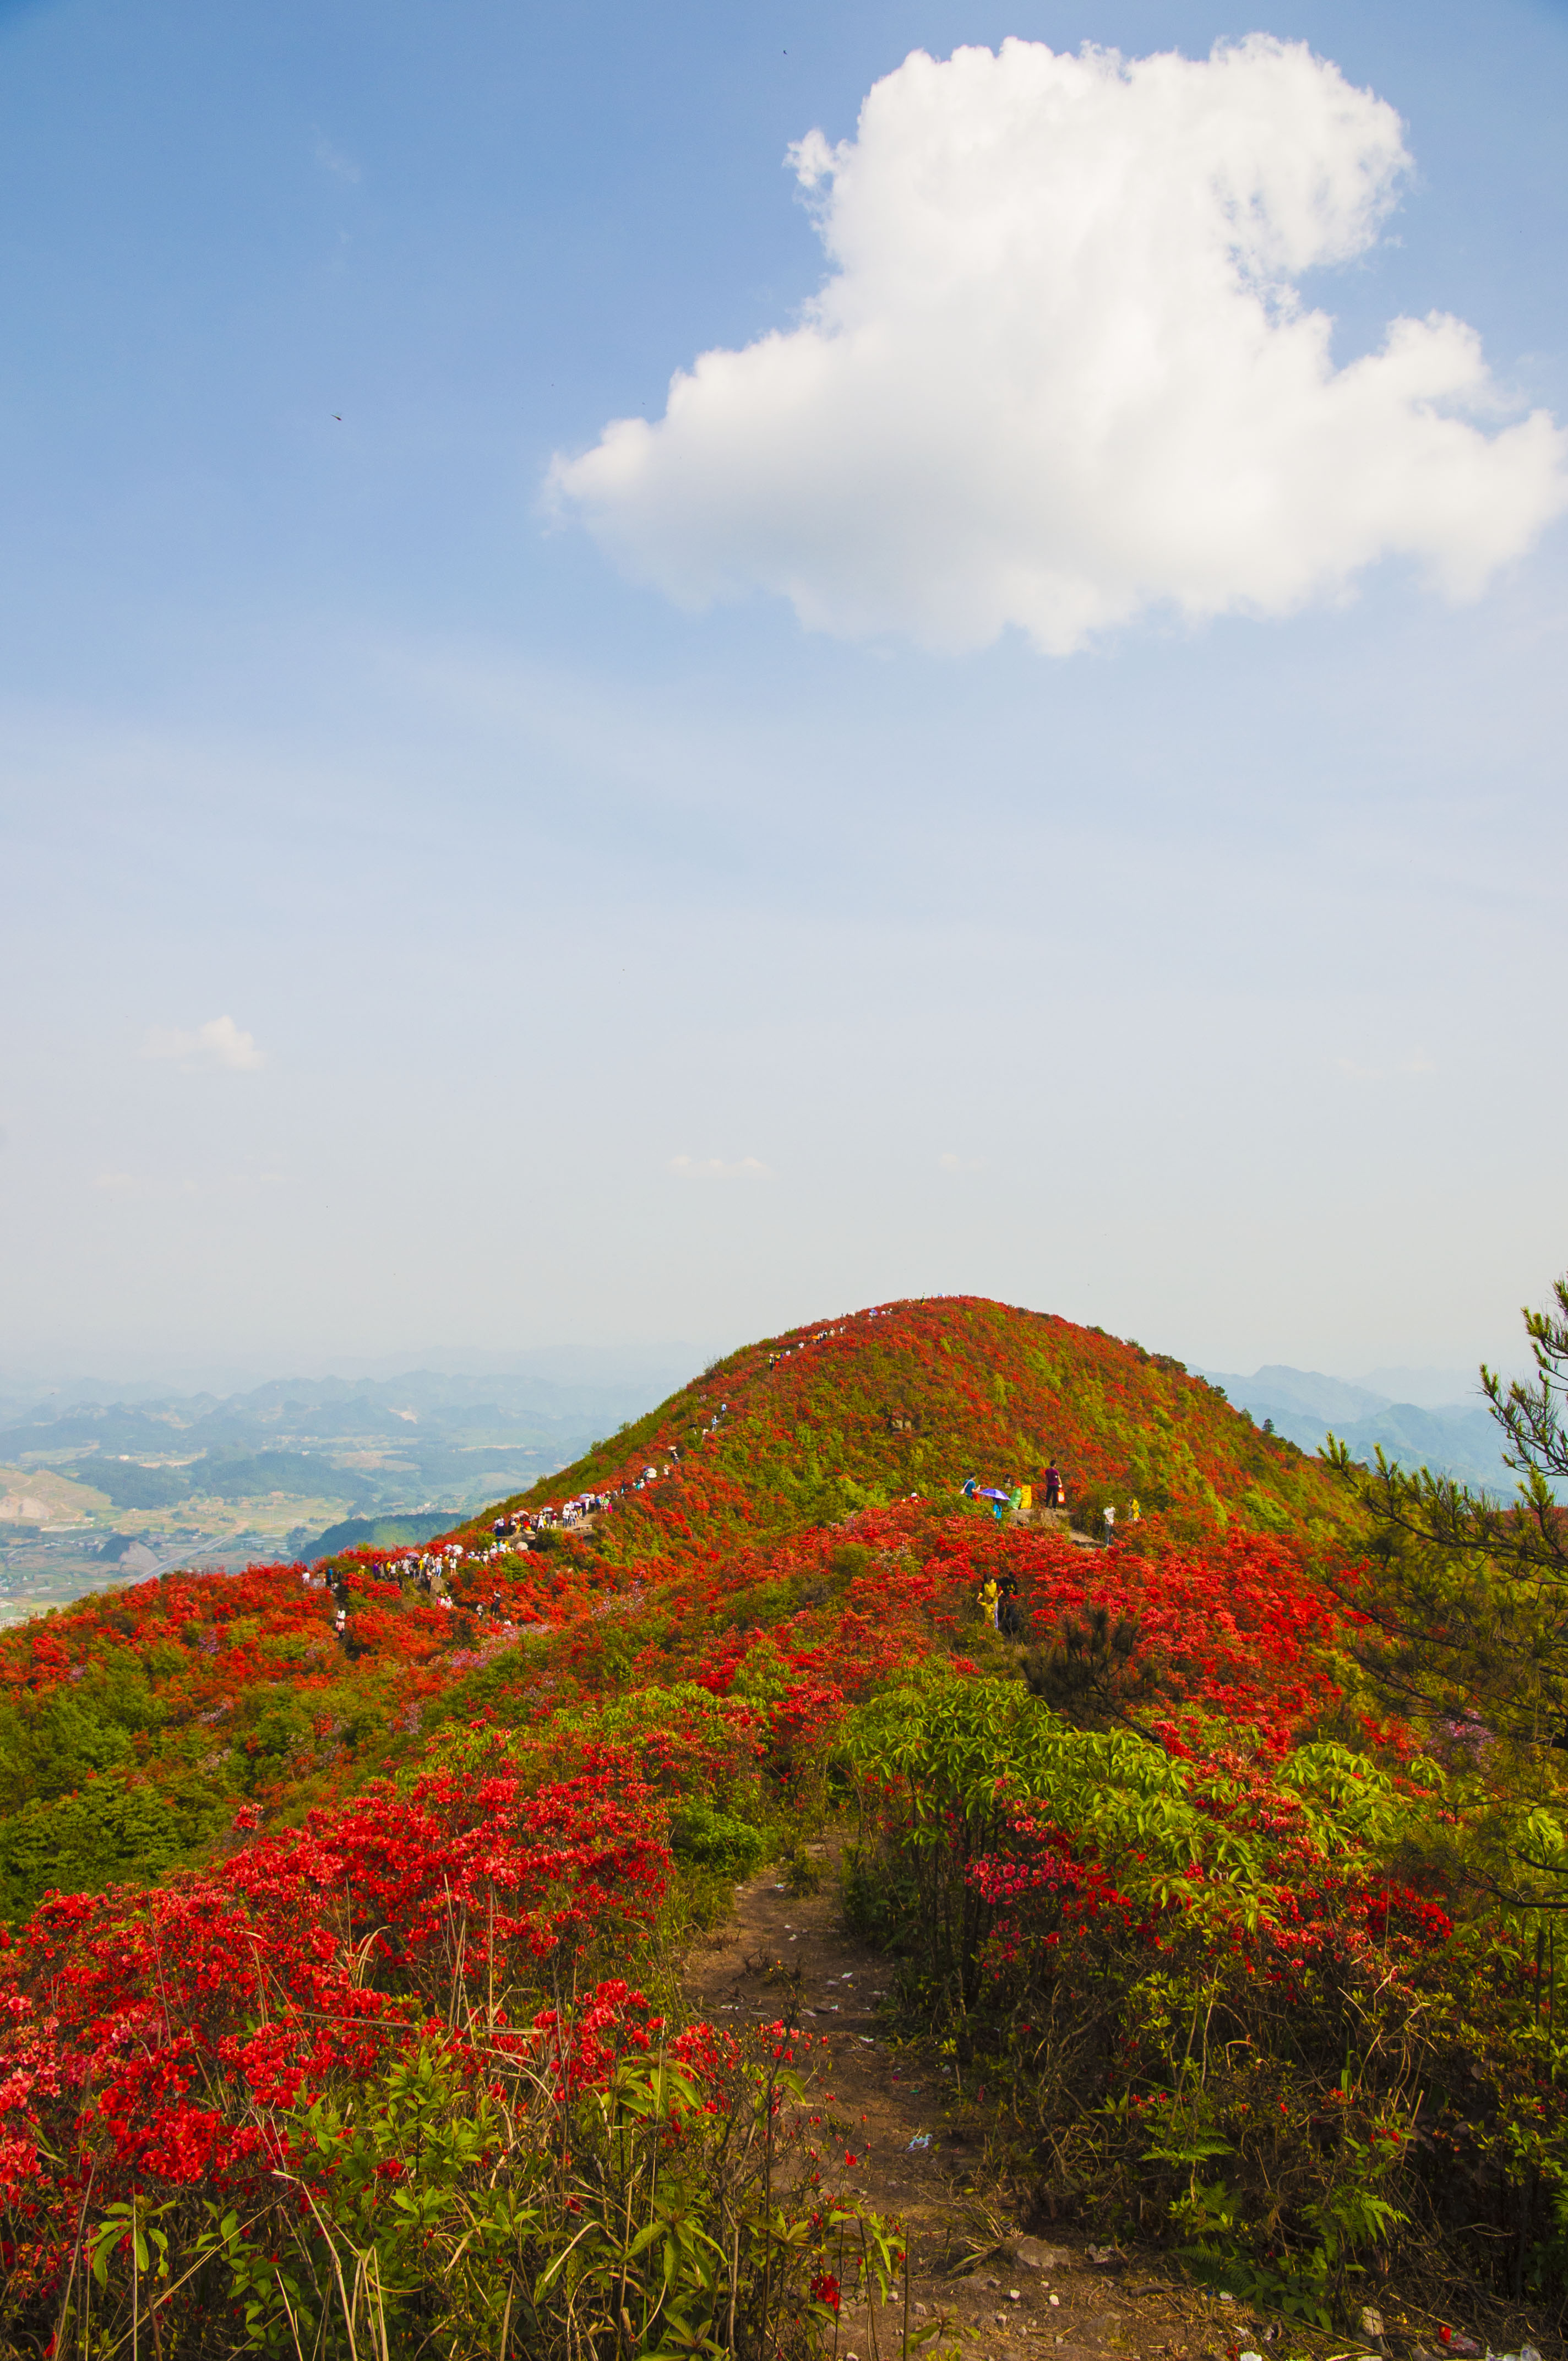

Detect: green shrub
[0, 1775, 195, 1922]
[669, 1802, 767, 1873]
[833, 1673, 1488, 2309]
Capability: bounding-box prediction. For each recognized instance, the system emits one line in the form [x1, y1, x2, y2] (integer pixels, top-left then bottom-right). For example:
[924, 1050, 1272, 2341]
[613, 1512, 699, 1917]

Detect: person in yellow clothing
[977, 1574, 1000, 1628]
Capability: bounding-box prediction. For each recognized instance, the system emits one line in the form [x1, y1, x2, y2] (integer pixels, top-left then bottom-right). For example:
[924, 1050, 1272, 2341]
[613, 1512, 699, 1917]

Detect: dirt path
[683, 1851, 1244, 2361]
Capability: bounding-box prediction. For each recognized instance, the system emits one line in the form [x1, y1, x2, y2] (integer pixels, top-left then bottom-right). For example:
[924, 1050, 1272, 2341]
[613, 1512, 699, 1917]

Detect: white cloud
[552, 36, 1568, 654]
[667, 1154, 770, 1180]
[938, 1152, 986, 1173]
[313, 130, 361, 184]
[141, 1015, 267, 1071]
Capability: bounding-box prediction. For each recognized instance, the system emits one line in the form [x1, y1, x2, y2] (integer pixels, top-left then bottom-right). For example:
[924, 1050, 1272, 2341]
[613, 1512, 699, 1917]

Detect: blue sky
[2, 0, 1565, 1385]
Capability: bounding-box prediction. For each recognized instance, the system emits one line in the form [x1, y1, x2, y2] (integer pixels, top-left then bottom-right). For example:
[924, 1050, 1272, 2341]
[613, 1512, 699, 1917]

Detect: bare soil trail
[682, 1848, 1243, 2361]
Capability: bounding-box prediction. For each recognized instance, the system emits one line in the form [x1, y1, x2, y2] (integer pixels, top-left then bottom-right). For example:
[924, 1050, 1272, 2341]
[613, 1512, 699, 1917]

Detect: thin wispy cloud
[555, 36, 1567, 654]
[141, 1015, 267, 1072]
[938, 1152, 986, 1173]
[667, 1154, 770, 1181]
[312, 130, 361, 184]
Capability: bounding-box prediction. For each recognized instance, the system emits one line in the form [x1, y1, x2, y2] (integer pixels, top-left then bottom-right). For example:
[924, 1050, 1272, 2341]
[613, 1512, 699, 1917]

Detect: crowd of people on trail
[765, 1305, 901, 1369]
[488, 1487, 614, 1543]
[960, 1460, 1088, 1523]
[963, 1475, 1036, 1523]
[302, 1544, 555, 1644]
[769, 1325, 847, 1364]
[479, 1439, 703, 1548]
[961, 1461, 1140, 1541]
[300, 1430, 710, 1649]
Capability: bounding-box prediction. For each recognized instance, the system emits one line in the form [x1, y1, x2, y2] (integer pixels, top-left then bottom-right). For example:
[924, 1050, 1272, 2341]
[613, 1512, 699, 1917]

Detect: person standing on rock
[1043, 1462, 1061, 1508]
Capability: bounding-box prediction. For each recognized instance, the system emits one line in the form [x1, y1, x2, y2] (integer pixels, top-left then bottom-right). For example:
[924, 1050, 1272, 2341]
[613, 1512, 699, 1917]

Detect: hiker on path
[1103, 1504, 1117, 1546]
[1043, 1462, 1061, 1508]
[978, 1573, 1000, 1628]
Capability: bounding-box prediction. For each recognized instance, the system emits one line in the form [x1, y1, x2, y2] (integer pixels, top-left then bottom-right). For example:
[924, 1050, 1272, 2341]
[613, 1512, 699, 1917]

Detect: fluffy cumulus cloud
[141, 1015, 266, 1071]
[552, 36, 1568, 652]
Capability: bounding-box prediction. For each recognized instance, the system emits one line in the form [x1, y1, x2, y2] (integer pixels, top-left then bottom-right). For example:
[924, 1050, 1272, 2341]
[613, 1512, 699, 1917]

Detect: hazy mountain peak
[1196, 1366, 1387, 1423]
[1358, 1366, 1488, 1410]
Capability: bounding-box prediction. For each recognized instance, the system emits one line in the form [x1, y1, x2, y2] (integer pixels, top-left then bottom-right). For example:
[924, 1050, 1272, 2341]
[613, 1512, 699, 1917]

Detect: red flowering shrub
[1, 1959, 873, 2357]
[0, 1759, 669, 2258]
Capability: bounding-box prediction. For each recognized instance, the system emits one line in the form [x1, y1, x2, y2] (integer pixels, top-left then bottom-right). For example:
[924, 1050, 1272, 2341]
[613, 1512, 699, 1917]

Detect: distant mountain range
[0, 1361, 704, 1497]
[1193, 1363, 1513, 1494]
[0, 1358, 706, 1609]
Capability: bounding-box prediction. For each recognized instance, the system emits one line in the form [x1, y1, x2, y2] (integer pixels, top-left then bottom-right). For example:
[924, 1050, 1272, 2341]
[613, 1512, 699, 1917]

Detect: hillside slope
[0, 1298, 1349, 1924]
[464, 1293, 1344, 1564]
[15, 1296, 1556, 2357]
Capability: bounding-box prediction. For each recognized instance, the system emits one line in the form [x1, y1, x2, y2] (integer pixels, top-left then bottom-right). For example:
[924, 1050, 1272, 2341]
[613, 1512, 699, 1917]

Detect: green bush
[669, 1801, 767, 1873]
[0, 1775, 197, 1922]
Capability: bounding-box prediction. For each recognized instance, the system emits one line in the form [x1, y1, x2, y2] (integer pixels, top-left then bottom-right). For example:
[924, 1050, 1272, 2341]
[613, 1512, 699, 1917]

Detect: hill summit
[460, 1292, 1342, 1564]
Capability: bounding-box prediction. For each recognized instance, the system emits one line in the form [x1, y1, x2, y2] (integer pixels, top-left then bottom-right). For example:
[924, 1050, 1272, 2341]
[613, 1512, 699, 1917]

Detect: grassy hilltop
[468, 1293, 1344, 1560]
[3, 1291, 1566, 2361]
